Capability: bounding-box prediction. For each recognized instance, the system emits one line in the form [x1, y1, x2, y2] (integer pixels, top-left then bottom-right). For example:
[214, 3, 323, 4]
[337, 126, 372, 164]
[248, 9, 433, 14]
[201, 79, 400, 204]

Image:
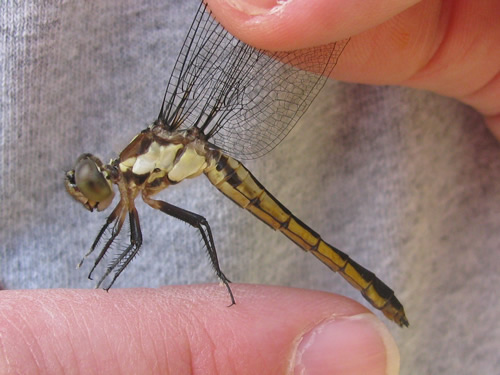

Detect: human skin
[1, 0, 499, 374]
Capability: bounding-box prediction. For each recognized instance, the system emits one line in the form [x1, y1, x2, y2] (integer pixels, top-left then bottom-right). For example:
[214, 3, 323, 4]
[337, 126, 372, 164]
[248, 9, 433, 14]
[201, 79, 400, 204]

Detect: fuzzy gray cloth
[1, 1, 499, 374]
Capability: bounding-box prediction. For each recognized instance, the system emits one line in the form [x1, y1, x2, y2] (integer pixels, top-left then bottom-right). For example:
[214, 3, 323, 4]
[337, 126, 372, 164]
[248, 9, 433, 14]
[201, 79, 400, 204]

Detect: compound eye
[74, 157, 113, 203]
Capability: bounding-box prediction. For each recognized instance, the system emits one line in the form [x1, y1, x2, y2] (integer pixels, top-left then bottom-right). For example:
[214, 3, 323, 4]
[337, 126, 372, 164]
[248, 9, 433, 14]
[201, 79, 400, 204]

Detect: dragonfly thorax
[117, 126, 218, 198]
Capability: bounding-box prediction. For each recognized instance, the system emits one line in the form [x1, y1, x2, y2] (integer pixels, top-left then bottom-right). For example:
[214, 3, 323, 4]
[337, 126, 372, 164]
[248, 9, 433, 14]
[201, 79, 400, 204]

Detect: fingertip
[206, 0, 421, 51]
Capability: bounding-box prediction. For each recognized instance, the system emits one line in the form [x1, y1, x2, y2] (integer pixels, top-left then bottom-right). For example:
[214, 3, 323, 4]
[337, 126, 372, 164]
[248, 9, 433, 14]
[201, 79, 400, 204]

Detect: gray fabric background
[1, 1, 499, 374]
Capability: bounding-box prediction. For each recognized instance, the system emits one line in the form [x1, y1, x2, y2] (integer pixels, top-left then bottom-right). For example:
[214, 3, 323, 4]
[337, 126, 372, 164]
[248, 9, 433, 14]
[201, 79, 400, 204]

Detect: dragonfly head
[65, 154, 115, 212]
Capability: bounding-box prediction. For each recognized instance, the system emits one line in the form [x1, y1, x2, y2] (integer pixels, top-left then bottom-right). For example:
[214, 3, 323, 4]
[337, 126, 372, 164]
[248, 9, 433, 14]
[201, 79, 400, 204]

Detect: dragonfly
[65, 1, 408, 327]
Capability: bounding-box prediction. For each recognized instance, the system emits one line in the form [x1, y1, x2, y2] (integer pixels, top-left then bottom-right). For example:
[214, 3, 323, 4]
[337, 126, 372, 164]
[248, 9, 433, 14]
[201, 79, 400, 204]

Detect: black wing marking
[159, 2, 349, 160]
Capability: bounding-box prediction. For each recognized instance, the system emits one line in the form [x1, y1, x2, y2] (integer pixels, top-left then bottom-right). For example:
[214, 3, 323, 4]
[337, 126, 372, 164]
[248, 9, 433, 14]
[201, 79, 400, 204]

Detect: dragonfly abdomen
[205, 153, 409, 327]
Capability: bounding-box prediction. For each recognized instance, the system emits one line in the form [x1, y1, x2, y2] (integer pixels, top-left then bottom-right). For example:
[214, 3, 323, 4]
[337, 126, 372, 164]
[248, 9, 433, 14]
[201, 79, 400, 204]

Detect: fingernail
[293, 314, 400, 375]
[224, 0, 287, 16]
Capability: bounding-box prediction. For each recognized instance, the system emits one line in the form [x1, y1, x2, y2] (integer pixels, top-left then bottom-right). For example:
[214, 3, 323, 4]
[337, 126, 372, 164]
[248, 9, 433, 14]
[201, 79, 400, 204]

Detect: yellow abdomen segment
[205, 153, 408, 327]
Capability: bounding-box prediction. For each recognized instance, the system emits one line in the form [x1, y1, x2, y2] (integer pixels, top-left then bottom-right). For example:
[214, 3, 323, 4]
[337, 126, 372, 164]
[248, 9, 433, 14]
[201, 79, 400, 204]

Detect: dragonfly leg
[83, 202, 126, 279]
[143, 194, 235, 306]
[97, 207, 143, 290]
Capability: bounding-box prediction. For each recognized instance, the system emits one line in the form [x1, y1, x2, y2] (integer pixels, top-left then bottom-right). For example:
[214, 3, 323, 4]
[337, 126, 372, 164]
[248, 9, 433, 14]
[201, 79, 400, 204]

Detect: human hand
[208, 0, 500, 140]
[0, 285, 399, 374]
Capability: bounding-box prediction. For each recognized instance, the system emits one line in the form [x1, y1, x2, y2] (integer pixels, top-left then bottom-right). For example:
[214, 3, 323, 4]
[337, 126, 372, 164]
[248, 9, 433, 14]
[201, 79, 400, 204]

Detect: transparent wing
[159, 2, 349, 160]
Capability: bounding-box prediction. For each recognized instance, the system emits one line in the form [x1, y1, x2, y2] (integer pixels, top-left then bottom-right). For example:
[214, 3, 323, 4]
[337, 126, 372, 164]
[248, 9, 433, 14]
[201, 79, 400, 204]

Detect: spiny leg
[77, 201, 124, 269]
[143, 195, 235, 305]
[97, 207, 143, 290]
[88, 206, 127, 281]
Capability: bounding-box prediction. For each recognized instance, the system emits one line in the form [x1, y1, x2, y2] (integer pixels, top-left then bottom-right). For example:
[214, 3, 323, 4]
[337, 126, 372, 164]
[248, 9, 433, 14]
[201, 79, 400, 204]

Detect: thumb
[205, 0, 420, 51]
[0, 285, 400, 375]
